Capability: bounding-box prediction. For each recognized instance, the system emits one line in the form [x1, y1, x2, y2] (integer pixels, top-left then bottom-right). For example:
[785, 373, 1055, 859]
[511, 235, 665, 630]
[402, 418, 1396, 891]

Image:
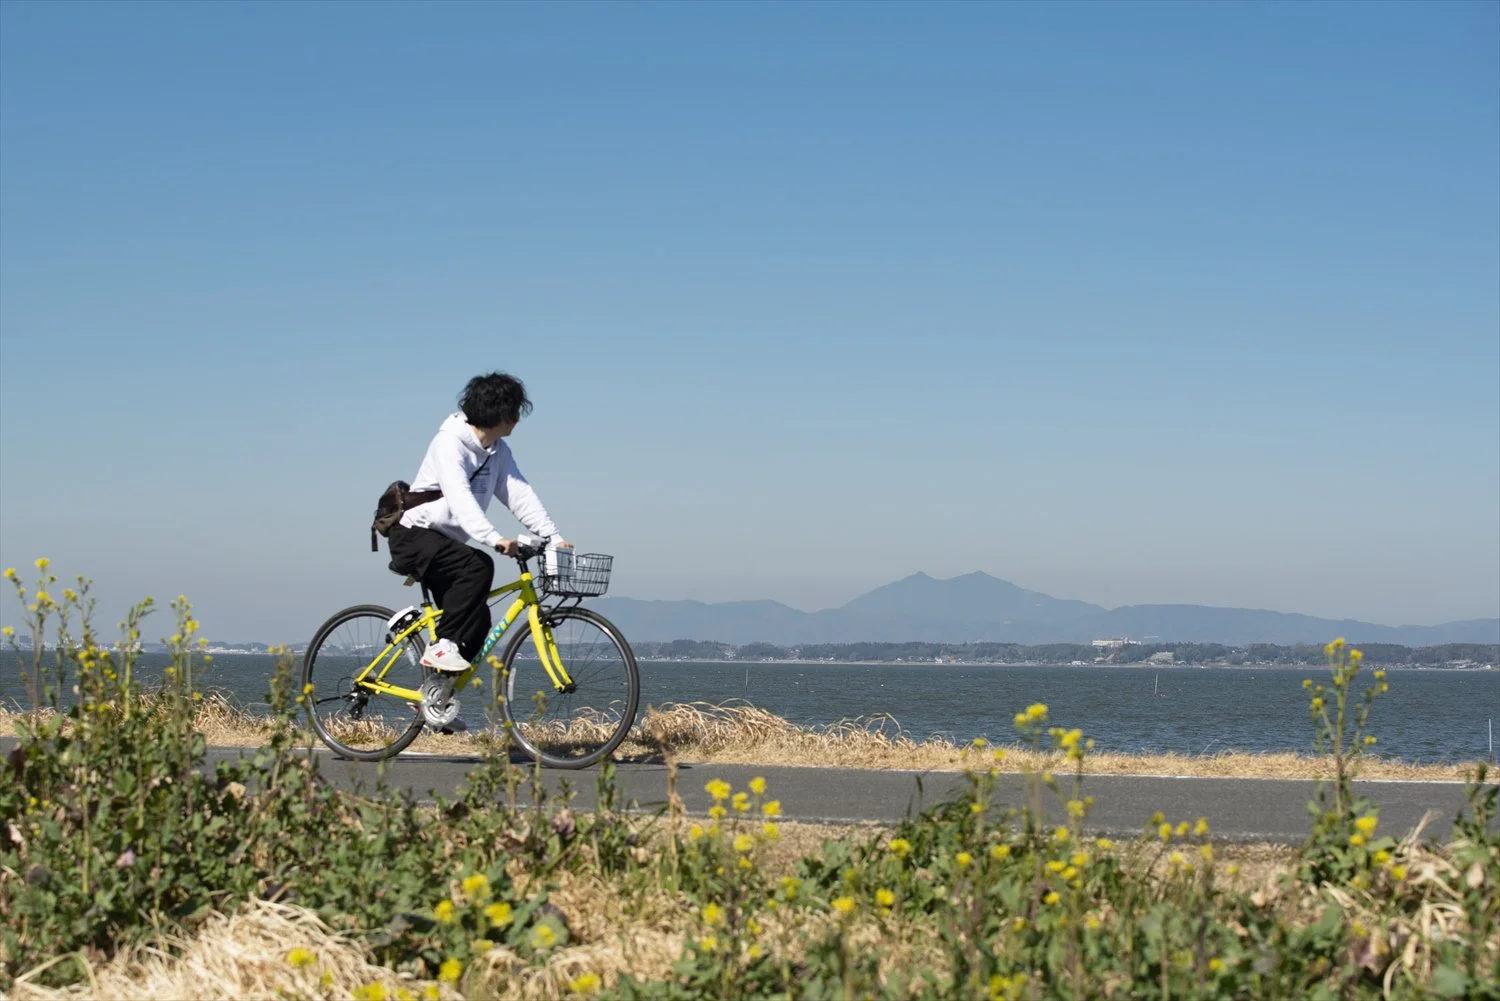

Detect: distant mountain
[591, 572, 1500, 647]
[842, 572, 1105, 624]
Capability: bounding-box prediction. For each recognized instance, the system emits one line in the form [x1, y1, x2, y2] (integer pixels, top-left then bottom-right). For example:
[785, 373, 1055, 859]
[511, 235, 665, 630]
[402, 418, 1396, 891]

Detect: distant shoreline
[635, 658, 1497, 671]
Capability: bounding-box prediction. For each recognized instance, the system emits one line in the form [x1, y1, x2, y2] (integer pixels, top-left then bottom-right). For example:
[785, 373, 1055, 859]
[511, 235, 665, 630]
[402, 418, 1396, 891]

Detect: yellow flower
[1194, 817, 1210, 837]
[708, 805, 727, 819]
[747, 944, 764, 960]
[569, 972, 602, 995]
[1046, 860, 1066, 874]
[990, 843, 1011, 861]
[2, 568, 15, 580]
[1200, 845, 1214, 862]
[1, 626, 12, 638]
[1095, 838, 1114, 851]
[1364, 736, 1377, 746]
[875, 888, 895, 909]
[762, 800, 782, 817]
[529, 924, 557, 950]
[1070, 852, 1089, 867]
[1058, 728, 1082, 749]
[702, 902, 724, 925]
[887, 837, 912, 859]
[1169, 852, 1185, 867]
[732, 792, 750, 812]
[471, 939, 492, 954]
[461, 873, 490, 899]
[34, 558, 49, 571]
[1374, 850, 1392, 865]
[1053, 826, 1070, 842]
[421, 987, 439, 1001]
[1226, 864, 1240, 877]
[1350, 834, 1366, 847]
[1066, 799, 1086, 818]
[762, 821, 781, 840]
[749, 776, 767, 795]
[484, 901, 513, 927]
[1025, 703, 1048, 721]
[780, 875, 800, 899]
[831, 896, 856, 914]
[1174, 821, 1189, 837]
[1302, 679, 1313, 689]
[1043, 891, 1060, 905]
[734, 833, 754, 853]
[1013, 713, 1027, 727]
[687, 823, 704, 841]
[433, 900, 455, 924]
[1350, 649, 1364, 664]
[698, 935, 718, 951]
[352, 985, 388, 1001]
[1374, 670, 1386, 681]
[705, 779, 731, 801]
[1085, 915, 1101, 930]
[286, 947, 316, 969]
[438, 958, 462, 983]
[1209, 957, 1224, 973]
[956, 851, 973, 869]
[1061, 866, 1078, 881]
[1355, 815, 1378, 836]
[1392, 865, 1408, 881]
[1311, 697, 1325, 711]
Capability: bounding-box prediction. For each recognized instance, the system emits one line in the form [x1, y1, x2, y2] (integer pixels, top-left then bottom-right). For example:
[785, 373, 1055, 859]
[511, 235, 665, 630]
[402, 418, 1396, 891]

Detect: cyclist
[386, 372, 571, 674]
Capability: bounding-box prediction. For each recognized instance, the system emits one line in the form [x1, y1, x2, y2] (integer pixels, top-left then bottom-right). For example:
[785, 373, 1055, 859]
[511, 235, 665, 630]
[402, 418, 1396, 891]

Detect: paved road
[244, 746, 1491, 845]
[5, 737, 1486, 844]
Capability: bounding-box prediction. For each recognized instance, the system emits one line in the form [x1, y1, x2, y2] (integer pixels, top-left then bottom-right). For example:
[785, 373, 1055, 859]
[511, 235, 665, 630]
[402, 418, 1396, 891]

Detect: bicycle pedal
[419, 676, 461, 729]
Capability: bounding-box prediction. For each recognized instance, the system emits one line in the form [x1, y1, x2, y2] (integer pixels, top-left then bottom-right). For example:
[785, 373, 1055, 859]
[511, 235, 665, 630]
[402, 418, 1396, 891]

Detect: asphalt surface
[248, 746, 1491, 845]
[6, 736, 1487, 844]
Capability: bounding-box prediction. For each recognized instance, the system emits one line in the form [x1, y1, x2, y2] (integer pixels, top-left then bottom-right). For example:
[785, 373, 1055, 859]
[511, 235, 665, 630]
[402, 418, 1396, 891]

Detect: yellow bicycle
[301, 538, 639, 768]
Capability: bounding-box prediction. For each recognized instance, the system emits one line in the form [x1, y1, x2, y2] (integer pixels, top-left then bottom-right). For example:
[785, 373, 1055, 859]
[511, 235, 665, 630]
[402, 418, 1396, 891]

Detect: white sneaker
[420, 639, 470, 674]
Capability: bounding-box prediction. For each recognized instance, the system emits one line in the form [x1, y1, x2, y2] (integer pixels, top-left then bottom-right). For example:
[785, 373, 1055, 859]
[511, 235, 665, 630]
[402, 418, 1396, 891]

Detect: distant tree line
[633, 639, 1499, 667]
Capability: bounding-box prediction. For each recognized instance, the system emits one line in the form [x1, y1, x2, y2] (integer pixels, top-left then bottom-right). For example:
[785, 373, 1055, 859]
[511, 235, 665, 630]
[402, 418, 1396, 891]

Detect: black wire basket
[537, 552, 613, 597]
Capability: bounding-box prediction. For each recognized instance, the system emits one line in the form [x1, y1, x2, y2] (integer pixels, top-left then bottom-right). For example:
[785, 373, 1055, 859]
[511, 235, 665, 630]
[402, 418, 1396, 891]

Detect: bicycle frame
[350, 569, 575, 702]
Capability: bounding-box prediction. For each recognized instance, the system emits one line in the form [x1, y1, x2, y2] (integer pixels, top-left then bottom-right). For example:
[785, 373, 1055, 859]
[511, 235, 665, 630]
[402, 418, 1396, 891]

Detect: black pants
[387, 524, 494, 661]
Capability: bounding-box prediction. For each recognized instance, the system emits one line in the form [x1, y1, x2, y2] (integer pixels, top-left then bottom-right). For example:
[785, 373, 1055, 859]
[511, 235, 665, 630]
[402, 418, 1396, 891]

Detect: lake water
[5, 656, 1497, 763]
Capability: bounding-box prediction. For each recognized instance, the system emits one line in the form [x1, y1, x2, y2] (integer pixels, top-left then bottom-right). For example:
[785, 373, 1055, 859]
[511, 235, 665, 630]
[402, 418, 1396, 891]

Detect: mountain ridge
[590, 571, 1499, 646]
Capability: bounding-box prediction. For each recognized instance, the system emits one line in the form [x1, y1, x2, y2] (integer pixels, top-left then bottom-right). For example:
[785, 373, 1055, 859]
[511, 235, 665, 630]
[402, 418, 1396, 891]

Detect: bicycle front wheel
[303, 604, 428, 761]
[498, 605, 640, 769]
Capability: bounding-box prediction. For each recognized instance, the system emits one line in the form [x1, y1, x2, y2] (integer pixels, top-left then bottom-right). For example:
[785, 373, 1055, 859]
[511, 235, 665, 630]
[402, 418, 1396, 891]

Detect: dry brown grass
[3, 699, 1479, 780]
[1, 898, 431, 1001]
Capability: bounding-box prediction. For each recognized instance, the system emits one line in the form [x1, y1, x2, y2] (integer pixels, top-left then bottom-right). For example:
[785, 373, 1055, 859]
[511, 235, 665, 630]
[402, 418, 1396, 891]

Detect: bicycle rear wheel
[303, 604, 428, 761]
[498, 605, 639, 769]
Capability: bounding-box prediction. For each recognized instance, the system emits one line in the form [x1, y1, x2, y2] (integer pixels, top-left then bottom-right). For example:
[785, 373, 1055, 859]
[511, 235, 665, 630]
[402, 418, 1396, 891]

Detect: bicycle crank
[419, 676, 461, 729]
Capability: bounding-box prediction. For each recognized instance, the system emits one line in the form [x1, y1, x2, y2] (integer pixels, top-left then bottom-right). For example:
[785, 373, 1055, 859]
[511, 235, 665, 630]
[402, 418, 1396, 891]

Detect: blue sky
[1, 1, 1496, 642]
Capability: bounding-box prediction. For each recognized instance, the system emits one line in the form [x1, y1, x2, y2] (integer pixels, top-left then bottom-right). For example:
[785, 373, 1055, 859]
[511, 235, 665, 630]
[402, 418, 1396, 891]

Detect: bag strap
[372, 453, 495, 552]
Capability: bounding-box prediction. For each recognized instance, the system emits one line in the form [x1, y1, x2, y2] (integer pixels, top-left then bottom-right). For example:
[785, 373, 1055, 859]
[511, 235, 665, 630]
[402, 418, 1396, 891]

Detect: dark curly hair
[459, 372, 533, 428]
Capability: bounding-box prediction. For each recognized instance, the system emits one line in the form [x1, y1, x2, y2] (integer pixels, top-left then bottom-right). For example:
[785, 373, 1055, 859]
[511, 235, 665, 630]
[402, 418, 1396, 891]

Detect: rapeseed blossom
[569, 972, 602, 995]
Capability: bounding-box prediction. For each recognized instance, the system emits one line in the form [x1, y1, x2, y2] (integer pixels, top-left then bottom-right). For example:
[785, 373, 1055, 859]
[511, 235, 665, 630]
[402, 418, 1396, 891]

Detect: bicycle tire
[303, 603, 429, 761]
[498, 605, 640, 769]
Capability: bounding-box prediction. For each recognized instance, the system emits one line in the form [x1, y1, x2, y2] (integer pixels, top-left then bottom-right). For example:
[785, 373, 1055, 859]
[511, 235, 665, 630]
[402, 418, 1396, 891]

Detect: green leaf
[1431, 965, 1470, 998]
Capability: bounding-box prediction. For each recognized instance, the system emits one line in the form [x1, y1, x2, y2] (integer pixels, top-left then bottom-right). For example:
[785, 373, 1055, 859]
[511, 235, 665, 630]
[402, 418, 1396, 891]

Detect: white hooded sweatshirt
[398, 413, 561, 548]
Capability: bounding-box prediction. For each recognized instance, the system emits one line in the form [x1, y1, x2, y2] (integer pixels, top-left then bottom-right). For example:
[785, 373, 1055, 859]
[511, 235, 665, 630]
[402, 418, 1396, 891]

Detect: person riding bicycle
[386, 372, 571, 674]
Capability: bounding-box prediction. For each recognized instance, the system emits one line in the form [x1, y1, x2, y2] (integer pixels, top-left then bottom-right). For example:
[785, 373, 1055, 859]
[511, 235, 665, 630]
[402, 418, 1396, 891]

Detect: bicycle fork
[474, 601, 576, 694]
